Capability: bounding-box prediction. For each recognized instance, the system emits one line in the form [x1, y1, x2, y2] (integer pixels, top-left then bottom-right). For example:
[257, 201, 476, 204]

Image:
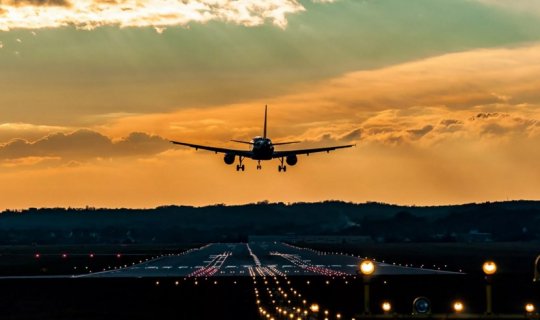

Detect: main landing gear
[278, 157, 287, 172]
[256, 160, 262, 170]
[236, 156, 245, 171]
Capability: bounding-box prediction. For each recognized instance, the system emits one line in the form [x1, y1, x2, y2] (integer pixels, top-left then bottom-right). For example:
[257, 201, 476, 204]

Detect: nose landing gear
[256, 160, 262, 170]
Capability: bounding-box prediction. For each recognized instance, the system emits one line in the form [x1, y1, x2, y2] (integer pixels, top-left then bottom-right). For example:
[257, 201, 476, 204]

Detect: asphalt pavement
[80, 242, 460, 278]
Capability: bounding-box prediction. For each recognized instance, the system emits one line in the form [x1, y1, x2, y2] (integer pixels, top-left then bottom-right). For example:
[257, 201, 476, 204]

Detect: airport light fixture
[453, 301, 464, 313]
[483, 261, 497, 314]
[483, 261, 497, 275]
[359, 260, 376, 315]
[360, 260, 375, 276]
[381, 301, 392, 313]
[310, 303, 319, 313]
[525, 303, 535, 314]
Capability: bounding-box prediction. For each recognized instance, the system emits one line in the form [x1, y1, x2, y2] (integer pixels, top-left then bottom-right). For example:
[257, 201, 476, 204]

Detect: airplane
[170, 106, 354, 172]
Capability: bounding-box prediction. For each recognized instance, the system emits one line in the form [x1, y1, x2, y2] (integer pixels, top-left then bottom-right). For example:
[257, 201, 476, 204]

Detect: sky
[1, 0, 540, 209]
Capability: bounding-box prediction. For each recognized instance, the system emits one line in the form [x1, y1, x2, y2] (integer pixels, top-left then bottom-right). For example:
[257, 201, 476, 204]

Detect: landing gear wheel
[236, 157, 245, 172]
[278, 157, 287, 172]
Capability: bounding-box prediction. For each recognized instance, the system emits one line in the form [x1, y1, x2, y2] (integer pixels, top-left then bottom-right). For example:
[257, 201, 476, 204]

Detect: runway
[80, 242, 460, 278]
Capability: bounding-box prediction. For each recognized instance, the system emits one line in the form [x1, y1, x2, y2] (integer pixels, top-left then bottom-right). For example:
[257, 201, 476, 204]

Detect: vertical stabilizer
[263, 105, 268, 139]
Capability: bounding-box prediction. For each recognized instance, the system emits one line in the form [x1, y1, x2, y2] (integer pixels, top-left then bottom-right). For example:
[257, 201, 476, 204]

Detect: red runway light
[89, 253, 95, 258]
[34, 253, 40, 259]
[116, 254, 121, 258]
[62, 253, 68, 258]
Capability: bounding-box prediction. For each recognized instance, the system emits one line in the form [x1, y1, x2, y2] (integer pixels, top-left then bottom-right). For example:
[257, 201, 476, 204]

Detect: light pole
[534, 255, 540, 282]
[525, 303, 535, 315]
[309, 303, 319, 320]
[359, 260, 376, 315]
[482, 261, 497, 315]
[381, 301, 392, 314]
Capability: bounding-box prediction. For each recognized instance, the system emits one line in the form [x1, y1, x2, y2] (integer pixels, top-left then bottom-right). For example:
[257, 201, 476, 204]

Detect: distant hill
[0, 200, 539, 244]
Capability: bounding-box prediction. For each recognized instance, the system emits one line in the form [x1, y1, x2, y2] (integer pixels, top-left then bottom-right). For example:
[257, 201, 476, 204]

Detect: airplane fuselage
[250, 136, 274, 160]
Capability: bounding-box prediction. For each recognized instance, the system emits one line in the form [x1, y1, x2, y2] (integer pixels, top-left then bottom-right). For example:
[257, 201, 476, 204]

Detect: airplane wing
[170, 141, 253, 158]
[272, 144, 354, 158]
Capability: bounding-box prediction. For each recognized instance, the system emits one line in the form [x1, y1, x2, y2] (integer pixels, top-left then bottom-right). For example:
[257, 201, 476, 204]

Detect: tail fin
[263, 105, 268, 139]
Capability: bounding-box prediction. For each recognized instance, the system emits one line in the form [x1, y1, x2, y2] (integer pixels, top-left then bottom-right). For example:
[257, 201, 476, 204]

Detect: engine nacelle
[286, 155, 298, 166]
[224, 153, 235, 165]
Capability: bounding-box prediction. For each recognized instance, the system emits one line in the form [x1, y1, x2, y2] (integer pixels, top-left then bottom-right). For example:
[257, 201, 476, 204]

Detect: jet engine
[286, 155, 298, 166]
[224, 153, 235, 165]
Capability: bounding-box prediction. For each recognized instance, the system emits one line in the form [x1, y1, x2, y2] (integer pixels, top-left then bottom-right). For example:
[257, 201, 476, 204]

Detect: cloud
[0, 0, 333, 31]
[407, 125, 434, 139]
[0, 122, 71, 142]
[2, 0, 70, 7]
[0, 129, 171, 160]
[96, 42, 540, 150]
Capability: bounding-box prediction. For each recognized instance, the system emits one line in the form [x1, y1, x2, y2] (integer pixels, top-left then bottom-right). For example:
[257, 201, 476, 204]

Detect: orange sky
[1, 43, 540, 209]
[1, 0, 540, 209]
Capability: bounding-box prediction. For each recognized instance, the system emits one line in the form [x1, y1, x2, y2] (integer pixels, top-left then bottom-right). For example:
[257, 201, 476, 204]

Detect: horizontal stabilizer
[273, 141, 301, 146]
[231, 139, 254, 145]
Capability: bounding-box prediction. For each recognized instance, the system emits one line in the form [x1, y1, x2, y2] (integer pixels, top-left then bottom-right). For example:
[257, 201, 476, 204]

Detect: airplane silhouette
[170, 106, 354, 172]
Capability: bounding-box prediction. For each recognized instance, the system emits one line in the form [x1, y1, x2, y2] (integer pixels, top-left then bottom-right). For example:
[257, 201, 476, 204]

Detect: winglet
[263, 105, 268, 139]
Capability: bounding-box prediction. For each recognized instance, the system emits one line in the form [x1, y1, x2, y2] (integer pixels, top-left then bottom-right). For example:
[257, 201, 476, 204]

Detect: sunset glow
[1, 0, 539, 209]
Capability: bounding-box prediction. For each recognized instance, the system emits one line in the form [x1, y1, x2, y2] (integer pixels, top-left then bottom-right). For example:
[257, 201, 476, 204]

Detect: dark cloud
[1, 0, 70, 6]
[470, 112, 508, 120]
[407, 125, 434, 138]
[438, 119, 464, 133]
[0, 130, 171, 160]
[439, 119, 463, 127]
[366, 127, 397, 135]
[384, 135, 404, 145]
[340, 128, 362, 142]
[478, 116, 538, 136]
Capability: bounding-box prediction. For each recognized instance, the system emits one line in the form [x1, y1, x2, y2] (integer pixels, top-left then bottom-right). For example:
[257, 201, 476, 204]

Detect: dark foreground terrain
[0, 242, 538, 319]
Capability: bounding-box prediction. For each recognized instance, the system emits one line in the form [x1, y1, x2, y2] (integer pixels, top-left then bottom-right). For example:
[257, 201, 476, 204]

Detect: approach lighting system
[360, 260, 375, 276]
[412, 297, 431, 315]
[483, 261, 497, 275]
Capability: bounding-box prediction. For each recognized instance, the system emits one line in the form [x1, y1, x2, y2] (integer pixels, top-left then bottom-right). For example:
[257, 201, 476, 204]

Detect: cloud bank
[92, 43, 540, 151]
[0, 0, 333, 31]
[0, 129, 171, 160]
